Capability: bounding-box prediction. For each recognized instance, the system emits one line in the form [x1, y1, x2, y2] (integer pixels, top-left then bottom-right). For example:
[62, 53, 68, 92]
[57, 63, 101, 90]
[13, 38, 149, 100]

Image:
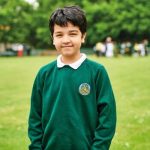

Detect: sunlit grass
[0, 55, 150, 150]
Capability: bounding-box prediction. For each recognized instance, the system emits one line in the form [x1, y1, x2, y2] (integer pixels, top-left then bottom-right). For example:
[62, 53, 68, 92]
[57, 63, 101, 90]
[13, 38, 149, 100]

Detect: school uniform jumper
[28, 54, 116, 150]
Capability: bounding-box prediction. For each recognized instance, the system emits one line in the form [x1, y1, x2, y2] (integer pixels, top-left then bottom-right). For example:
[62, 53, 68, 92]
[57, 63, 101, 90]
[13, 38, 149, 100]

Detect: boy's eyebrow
[54, 31, 62, 34]
[69, 30, 79, 33]
[54, 30, 79, 34]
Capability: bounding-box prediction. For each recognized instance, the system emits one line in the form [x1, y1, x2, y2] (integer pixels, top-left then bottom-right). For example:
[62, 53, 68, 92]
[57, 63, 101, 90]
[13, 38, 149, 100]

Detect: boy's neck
[61, 53, 82, 64]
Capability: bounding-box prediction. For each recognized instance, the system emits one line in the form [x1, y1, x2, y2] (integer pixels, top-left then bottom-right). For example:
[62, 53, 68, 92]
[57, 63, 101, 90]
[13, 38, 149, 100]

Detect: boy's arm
[28, 73, 43, 150]
[91, 66, 116, 150]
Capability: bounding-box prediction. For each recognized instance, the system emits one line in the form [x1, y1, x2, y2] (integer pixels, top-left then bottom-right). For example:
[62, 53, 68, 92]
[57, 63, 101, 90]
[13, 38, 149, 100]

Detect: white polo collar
[57, 53, 87, 69]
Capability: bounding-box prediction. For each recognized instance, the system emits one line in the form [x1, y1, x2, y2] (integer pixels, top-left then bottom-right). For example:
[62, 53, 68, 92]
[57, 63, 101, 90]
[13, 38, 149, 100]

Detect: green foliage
[0, 0, 150, 48]
[0, 0, 34, 44]
[0, 56, 150, 150]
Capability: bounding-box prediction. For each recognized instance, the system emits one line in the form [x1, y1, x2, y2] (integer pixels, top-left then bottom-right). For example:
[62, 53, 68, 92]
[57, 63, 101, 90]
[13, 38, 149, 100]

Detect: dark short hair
[49, 6, 87, 36]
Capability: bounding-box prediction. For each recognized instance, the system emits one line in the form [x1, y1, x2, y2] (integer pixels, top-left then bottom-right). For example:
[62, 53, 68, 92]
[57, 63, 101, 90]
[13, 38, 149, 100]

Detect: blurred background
[0, 0, 150, 56]
[0, 0, 150, 150]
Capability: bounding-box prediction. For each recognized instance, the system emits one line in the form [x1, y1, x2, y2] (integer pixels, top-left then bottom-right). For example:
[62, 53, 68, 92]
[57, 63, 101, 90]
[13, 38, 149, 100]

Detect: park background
[0, 0, 150, 150]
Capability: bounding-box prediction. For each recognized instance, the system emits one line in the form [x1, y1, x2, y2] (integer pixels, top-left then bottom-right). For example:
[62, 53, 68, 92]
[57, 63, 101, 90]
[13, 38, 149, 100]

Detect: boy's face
[53, 22, 86, 58]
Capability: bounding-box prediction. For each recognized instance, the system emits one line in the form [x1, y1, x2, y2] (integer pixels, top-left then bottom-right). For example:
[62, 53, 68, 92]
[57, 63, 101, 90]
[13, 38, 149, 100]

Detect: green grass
[0, 55, 150, 150]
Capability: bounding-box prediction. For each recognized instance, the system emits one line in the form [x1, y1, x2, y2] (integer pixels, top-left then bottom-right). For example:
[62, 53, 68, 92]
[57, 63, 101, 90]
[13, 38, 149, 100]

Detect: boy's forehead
[53, 22, 80, 32]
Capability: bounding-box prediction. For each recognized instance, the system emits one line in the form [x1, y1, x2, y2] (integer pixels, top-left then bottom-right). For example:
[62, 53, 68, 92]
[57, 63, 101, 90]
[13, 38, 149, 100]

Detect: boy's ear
[82, 33, 86, 43]
[50, 34, 55, 45]
[52, 38, 55, 45]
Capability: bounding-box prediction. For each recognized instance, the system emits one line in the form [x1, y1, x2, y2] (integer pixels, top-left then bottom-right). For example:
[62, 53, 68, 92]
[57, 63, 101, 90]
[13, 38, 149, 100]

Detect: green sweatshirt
[28, 58, 116, 150]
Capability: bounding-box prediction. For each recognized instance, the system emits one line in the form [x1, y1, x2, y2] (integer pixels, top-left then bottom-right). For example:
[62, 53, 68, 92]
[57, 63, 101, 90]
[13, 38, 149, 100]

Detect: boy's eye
[69, 33, 78, 36]
[55, 34, 62, 37]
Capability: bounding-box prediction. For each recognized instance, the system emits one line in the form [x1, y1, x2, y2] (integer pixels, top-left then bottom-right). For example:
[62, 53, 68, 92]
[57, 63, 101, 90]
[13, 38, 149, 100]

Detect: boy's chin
[61, 51, 75, 57]
[62, 53, 74, 57]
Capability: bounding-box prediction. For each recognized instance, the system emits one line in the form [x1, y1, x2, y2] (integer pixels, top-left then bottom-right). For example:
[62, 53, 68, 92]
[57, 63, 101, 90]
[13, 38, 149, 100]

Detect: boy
[28, 6, 116, 150]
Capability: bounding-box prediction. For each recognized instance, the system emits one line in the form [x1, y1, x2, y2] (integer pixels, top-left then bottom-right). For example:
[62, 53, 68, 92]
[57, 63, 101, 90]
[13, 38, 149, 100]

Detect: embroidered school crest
[79, 83, 90, 95]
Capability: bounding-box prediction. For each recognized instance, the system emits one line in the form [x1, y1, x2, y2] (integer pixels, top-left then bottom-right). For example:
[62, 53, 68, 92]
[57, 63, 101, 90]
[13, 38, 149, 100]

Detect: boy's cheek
[53, 39, 59, 46]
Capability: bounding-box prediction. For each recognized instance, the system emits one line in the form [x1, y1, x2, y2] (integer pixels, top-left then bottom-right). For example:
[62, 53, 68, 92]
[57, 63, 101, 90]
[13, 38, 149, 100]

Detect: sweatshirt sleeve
[91, 66, 116, 150]
[28, 70, 44, 150]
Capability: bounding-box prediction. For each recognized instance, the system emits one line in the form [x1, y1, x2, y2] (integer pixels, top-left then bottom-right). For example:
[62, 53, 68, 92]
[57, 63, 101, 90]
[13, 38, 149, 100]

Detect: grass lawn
[0, 55, 150, 150]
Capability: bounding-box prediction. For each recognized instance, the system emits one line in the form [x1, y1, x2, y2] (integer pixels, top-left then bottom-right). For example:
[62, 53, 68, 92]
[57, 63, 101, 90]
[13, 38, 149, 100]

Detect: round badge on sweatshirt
[79, 83, 90, 95]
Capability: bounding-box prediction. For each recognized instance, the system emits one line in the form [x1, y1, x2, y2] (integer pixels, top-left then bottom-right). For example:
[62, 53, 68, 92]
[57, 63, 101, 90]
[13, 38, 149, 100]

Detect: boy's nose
[62, 35, 70, 43]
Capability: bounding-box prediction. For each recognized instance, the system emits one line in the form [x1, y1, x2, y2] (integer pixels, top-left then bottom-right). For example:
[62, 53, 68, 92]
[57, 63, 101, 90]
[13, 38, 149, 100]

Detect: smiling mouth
[61, 45, 73, 48]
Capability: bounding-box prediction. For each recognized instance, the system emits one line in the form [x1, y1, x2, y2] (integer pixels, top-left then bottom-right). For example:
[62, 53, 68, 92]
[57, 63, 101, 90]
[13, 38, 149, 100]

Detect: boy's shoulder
[41, 60, 57, 70]
[84, 58, 109, 78]
[37, 60, 57, 76]
[85, 58, 105, 70]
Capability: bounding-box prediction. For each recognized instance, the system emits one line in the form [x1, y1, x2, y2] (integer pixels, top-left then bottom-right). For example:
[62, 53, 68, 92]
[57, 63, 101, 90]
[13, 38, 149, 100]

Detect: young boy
[28, 6, 116, 150]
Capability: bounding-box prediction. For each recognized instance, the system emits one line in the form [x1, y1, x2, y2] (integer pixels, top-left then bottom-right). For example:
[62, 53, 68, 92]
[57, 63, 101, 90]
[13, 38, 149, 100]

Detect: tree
[0, 0, 34, 44]
[0, 0, 150, 48]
